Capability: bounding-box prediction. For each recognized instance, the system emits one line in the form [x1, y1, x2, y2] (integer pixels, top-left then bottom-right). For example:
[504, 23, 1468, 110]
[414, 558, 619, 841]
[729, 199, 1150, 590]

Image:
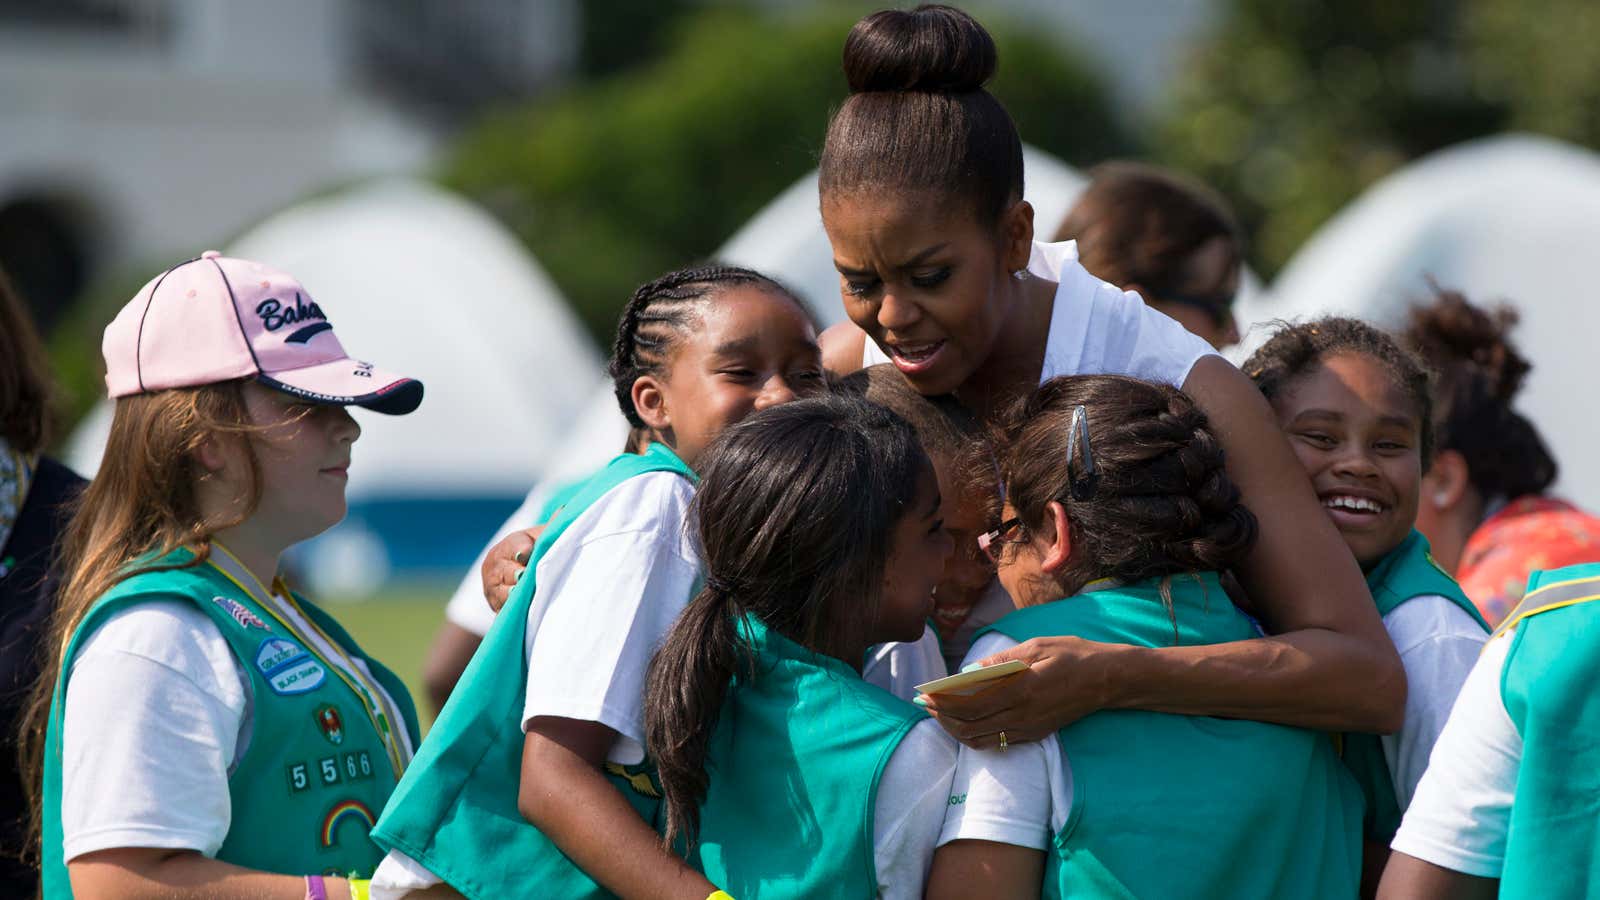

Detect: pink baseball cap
[103, 251, 423, 414]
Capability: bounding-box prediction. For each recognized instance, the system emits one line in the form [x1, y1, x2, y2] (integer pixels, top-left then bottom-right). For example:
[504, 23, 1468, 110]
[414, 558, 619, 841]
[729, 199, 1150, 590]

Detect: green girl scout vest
[1494, 563, 1600, 899]
[1343, 530, 1489, 842]
[690, 616, 925, 899]
[979, 573, 1363, 900]
[41, 547, 419, 898]
[371, 442, 696, 900]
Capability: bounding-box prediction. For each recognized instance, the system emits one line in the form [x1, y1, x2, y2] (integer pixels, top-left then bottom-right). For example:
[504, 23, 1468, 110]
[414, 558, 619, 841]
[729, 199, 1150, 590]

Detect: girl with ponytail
[929, 375, 1363, 899]
[1403, 288, 1600, 627]
[816, 4, 1403, 752]
[645, 393, 956, 900]
[369, 265, 826, 899]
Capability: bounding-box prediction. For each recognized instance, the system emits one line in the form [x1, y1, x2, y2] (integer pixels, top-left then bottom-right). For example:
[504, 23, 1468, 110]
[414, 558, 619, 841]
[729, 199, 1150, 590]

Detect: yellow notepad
[914, 659, 1029, 696]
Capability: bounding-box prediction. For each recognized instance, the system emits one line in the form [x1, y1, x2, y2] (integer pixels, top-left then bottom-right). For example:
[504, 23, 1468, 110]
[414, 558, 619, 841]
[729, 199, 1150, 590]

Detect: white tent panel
[67, 178, 601, 500]
[1243, 134, 1600, 507]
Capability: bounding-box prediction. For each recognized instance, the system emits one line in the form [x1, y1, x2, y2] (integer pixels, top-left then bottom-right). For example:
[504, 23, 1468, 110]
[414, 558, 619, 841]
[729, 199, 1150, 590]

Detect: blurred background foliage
[1158, 0, 1600, 274]
[441, 3, 1127, 345]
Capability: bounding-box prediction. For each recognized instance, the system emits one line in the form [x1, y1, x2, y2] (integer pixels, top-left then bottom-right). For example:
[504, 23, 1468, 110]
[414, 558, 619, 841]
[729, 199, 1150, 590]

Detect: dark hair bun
[842, 4, 997, 95]
[1405, 287, 1530, 404]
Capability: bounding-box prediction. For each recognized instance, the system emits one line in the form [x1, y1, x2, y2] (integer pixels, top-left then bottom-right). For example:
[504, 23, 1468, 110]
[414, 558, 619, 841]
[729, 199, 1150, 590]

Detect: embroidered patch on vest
[315, 704, 345, 745]
[255, 637, 327, 695]
[320, 798, 376, 849]
[212, 595, 268, 630]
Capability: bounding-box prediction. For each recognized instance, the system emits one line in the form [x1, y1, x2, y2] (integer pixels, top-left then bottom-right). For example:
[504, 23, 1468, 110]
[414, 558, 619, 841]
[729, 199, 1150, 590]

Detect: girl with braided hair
[370, 264, 825, 900]
[1243, 317, 1488, 892]
[929, 375, 1363, 899]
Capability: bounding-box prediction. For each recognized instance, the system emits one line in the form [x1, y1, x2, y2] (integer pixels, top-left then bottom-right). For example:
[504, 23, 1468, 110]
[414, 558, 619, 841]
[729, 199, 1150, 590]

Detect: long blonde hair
[17, 379, 263, 863]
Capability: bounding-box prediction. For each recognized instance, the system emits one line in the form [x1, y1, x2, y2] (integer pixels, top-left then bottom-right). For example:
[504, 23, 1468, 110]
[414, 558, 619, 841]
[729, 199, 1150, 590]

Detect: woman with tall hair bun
[816, 4, 1403, 747]
[1054, 160, 1245, 350]
[1404, 288, 1600, 628]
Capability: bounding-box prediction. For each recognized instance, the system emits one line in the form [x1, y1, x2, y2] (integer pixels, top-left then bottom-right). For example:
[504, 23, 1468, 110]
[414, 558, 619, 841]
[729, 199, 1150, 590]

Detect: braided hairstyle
[608, 264, 808, 430]
[1403, 287, 1556, 501]
[1243, 316, 1437, 468]
[997, 375, 1256, 597]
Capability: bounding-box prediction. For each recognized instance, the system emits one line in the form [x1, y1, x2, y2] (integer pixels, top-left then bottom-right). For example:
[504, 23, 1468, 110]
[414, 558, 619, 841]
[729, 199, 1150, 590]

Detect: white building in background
[0, 0, 577, 331]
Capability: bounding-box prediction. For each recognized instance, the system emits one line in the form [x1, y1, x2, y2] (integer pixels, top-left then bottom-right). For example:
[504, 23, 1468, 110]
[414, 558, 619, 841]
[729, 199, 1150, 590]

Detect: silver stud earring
[1012, 268, 1029, 282]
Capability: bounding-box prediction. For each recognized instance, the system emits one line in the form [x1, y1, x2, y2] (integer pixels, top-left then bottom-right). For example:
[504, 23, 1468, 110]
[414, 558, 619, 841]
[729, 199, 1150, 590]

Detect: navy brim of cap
[256, 372, 425, 415]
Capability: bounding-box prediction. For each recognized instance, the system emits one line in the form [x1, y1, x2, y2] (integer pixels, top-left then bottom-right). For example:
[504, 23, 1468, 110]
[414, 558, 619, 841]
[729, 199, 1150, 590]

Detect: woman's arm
[519, 717, 717, 900]
[1376, 852, 1497, 900]
[923, 357, 1404, 741]
[820, 321, 868, 379]
[70, 849, 347, 899]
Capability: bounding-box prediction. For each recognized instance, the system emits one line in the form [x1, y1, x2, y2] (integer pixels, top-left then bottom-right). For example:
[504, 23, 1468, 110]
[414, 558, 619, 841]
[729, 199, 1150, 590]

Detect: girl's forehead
[1285, 352, 1422, 421]
[686, 289, 817, 346]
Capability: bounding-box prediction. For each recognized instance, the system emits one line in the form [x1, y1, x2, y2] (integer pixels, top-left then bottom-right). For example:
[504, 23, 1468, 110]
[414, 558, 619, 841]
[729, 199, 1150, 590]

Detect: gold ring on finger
[999, 731, 1008, 752]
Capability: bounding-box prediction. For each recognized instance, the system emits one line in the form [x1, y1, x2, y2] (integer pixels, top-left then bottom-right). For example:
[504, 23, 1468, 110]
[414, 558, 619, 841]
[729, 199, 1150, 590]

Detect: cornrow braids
[1242, 316, 1437, 468]
[997, 375, 1257, 597]
[608, 264, 805, 429]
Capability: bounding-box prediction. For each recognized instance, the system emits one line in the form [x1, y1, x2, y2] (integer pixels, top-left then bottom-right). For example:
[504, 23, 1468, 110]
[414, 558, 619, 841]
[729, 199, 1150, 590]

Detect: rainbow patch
[320, 799, 375, 848]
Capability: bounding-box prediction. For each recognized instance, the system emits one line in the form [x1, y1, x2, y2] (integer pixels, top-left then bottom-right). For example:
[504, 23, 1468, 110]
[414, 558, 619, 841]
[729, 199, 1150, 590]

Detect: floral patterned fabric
[1457, 495, 1600, 628]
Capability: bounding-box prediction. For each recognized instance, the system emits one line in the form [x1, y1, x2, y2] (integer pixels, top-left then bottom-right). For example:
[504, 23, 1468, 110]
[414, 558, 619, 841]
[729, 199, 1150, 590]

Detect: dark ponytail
[1403, 287, 1557, 502]
[997, 375, 1257, 600]
[820, 5, 1023, 225]
[608, 264, 804, 429]
[644, 394, 929, 851]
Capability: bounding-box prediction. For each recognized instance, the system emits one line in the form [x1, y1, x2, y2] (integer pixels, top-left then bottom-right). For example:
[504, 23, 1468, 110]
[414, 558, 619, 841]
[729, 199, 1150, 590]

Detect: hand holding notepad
[914, 659, 1029, 696]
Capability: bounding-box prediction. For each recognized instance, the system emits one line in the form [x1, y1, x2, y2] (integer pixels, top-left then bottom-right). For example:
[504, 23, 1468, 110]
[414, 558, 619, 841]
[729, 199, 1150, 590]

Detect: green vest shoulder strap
[692, 617, 923, 898]
[1345, 530, 1488, 842]
[1497, 563, 1600, 899]
[983, 575, 1362, 900]
[42, 549, 412, 898]
[1365, 530, 1489, 629]
[372, 443, 696, 900]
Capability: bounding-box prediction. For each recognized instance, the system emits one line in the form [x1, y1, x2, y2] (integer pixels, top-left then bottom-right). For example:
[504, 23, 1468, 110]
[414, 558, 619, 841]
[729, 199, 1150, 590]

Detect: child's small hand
[481, 526, 545, 613]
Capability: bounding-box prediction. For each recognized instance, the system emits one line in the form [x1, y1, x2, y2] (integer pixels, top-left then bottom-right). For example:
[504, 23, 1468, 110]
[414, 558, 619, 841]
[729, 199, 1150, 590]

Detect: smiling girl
[816, 5, 1402, 745]
[22, 252, 424, 899]
[1244, 317, 1488, 887]
[370, 265, 828, 900]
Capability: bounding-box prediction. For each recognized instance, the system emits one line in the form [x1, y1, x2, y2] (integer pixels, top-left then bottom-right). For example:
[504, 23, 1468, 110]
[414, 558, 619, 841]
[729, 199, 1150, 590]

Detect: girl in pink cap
[20, 252, 424, 900]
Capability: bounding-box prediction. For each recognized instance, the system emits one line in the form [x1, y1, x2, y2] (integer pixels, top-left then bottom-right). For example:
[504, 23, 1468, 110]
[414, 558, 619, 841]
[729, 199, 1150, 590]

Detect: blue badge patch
[255, 637, 326, 695]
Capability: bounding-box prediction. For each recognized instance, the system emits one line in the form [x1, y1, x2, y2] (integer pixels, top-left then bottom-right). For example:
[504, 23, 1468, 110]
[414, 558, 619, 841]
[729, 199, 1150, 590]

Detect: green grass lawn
[324, 584, 454, 735]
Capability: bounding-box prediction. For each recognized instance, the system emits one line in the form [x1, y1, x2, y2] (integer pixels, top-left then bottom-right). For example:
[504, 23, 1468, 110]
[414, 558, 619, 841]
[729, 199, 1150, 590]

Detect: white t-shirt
[1378, 595, 1488, 809]
[864, 623, 949, 699]
[376, 472, 955, 898]
[862, 240, 1216, 391]
[60, 550, 414, 862]
[937, 631, 1073, 850]
[1389, 630, 1520, 878]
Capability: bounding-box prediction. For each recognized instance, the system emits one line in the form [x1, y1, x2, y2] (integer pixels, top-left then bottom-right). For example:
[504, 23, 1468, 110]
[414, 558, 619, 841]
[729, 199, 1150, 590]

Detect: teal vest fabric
[371, 443, 696, 900]
[980, 574, 1363, 900]
[42, 549, 419, 897]
[1497, 563, 1600, 899]
[1344, 530, 1489, 842]
[692, 617, 924, 898]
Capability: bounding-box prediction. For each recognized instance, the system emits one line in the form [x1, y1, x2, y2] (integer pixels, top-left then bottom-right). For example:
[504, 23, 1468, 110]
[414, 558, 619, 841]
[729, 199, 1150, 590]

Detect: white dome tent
[67, 178, 602, 595]
[1236, 134, 1600, 508]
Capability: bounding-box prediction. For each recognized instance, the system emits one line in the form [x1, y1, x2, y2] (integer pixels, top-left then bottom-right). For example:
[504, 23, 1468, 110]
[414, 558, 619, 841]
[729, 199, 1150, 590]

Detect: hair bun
[1406, 287, 1530, 404]
[842, 4, 997, 95]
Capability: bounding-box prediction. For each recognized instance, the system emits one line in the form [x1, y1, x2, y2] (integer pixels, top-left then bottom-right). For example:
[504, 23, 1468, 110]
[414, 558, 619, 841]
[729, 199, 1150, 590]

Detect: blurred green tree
[442, 5, 1127, 344]
[1157, 0, 1512, 274]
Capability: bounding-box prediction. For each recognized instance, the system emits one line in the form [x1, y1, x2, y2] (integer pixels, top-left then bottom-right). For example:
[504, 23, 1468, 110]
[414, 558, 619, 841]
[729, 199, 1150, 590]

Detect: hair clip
[1066, 404, 1099, 501]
